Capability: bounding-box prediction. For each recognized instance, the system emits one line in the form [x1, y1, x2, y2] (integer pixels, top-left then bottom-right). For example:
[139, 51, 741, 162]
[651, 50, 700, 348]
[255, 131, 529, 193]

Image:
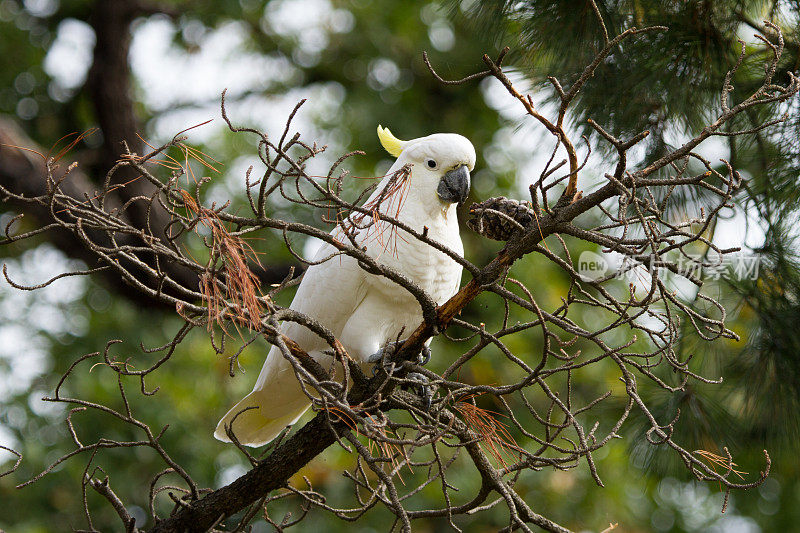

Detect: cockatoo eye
[426, 159, 438, 169]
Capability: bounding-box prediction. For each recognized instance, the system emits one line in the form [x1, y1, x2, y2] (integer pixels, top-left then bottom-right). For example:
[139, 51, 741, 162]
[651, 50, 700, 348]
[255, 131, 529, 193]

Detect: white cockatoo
[215, 126, 476, 446]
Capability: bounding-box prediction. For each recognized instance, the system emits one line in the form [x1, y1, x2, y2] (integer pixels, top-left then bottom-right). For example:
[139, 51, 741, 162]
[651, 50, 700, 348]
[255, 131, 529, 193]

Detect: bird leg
[366, 341, 395, 369]
[367, 341, 431, 368]
[418, 345, 431, 366]
[405, 372, 433, 411]
[367, 342, 434, 410]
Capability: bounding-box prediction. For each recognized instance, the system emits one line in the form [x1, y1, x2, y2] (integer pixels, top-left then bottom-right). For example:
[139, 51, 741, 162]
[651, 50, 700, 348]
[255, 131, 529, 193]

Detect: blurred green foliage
[1, 0, 799, 531]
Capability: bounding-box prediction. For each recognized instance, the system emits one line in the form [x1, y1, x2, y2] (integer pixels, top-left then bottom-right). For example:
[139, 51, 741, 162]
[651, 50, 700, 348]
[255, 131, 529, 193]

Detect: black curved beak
[437, 165, 471, 205]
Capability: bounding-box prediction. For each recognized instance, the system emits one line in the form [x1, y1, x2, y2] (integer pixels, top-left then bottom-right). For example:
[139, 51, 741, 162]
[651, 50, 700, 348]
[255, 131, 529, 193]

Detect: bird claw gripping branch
[368, 342, 432, 375]
[368, 343, 435, 409]
[467, 196, 535, 241]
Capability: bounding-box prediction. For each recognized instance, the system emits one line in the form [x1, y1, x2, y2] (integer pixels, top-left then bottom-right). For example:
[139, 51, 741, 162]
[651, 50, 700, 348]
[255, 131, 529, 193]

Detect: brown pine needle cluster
[51, 128, 99, 164]
[327, 407, 412, 481]
[129, 124, 222, 180]
[326, 405, 358, 432]
[1, 128, 102, 215]
[454, 393, 523, 469]
[363, 414, 412, 483]
[181, 190, 267, 333]
[693, 449, 748, 485]
[347, 164, 413, 258]
[120, 128, 269, 334]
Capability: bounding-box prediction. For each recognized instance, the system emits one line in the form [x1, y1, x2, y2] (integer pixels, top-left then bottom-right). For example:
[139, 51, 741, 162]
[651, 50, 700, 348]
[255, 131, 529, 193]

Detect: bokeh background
[0, 0, 799, 531]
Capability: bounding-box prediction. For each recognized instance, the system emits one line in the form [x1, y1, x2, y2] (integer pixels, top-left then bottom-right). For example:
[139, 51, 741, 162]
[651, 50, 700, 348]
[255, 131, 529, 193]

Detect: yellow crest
[377, 125, 405, 157]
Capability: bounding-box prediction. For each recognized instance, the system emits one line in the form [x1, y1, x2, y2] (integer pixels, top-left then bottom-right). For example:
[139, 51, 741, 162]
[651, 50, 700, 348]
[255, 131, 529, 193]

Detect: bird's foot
[404, 372, 433, 411]
[418, 345, 431, 366]
[366, 341, 397, 365]
[367, 343, 435, 409]
[367, 342, 431, 375]
[367, 341, 398, 375]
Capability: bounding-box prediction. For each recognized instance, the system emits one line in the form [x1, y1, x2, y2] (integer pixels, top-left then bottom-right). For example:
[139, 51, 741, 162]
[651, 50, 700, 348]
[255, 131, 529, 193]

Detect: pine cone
[467, 196, 534, 241]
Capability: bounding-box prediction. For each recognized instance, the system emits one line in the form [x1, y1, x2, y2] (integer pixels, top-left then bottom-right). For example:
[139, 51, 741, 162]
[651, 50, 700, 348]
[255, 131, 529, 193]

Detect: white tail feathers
[214, 388, 311, 447]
